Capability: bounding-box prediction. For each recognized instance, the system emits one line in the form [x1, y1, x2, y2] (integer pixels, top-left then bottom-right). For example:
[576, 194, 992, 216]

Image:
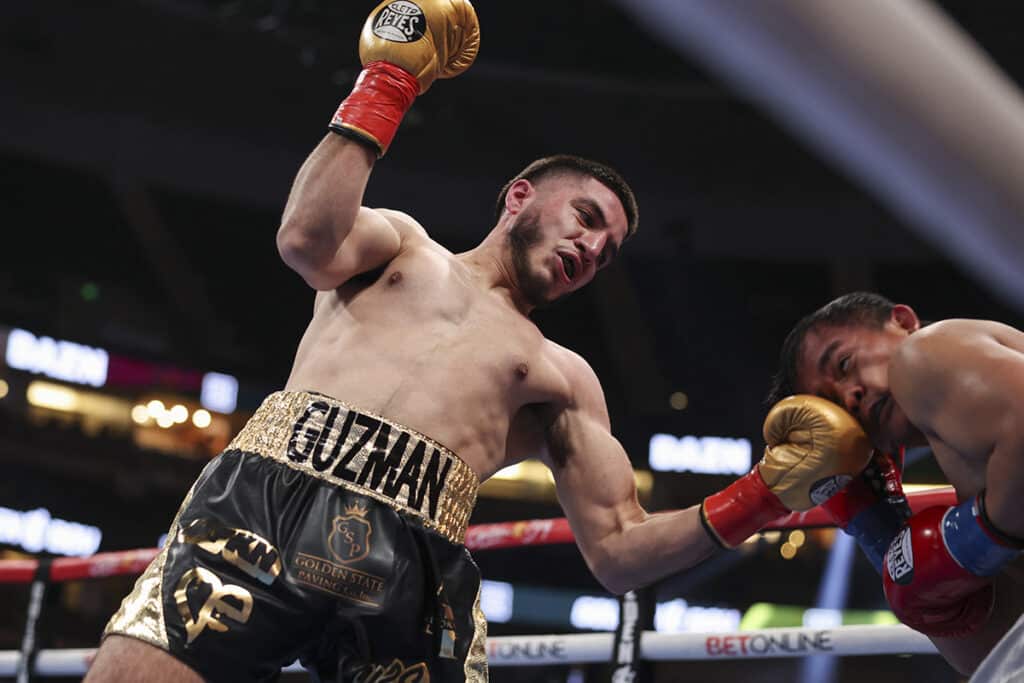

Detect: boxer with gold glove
[91, 3, 491, 682]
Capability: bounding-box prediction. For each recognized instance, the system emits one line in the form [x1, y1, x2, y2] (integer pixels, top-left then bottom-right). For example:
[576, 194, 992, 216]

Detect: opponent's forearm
[277, 134, 376, 268]
[590, 505, 718, 595]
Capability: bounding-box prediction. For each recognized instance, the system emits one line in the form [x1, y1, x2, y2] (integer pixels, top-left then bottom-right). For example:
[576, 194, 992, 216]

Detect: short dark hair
[766, 291, 896, 406]
[494, 155, 639, 239]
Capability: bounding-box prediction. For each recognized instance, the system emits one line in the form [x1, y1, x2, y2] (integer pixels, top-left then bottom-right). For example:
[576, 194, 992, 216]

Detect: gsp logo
[328, 502, 373, 564]
[372, 1, 425, 43]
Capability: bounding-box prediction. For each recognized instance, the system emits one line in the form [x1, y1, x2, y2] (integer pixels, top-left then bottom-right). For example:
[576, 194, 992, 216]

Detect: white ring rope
[486, 625, 936, 666]
[0, 625, 937, 676]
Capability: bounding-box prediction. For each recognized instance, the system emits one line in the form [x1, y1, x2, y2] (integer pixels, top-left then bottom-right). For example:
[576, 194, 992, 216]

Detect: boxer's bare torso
[272, 139, 720, 598]
[285, 210, 576, 480]
[888, 319, 1024, 672]
[889, 319, 1024, 515]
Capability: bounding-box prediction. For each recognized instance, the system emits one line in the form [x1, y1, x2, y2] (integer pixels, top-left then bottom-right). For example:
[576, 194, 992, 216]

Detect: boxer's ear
[891, 304, 920, 333]
[504, 179, 535, 216]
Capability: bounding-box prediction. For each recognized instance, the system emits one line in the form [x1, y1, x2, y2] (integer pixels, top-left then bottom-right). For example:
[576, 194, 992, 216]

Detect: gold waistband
[226, 391, 479, 545]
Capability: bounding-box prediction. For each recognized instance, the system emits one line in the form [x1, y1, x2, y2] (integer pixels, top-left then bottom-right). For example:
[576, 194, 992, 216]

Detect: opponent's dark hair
[766, 292, 896, 406]
[494, 155, 639, 239]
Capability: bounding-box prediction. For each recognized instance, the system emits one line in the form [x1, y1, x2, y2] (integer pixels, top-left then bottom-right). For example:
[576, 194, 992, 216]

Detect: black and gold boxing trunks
[104, 391, 486, 682]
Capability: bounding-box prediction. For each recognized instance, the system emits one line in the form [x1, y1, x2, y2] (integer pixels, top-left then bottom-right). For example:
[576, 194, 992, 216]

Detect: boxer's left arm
[535, 351, 874, 593]
[536, 352, 716, 595]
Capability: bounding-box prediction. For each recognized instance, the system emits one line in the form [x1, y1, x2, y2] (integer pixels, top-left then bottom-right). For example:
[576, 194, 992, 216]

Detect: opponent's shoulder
[908, 317, 1007, 342]
[889, 321, 965, 396]
[945, 318, 1024, 352]
[892, 318, 1024, 422]
[893, 319, 1012, 375]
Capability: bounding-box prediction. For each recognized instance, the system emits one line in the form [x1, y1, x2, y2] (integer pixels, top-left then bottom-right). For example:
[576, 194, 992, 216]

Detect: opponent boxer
[87, 1, 872, 680]
[767, 291, 1024, 675]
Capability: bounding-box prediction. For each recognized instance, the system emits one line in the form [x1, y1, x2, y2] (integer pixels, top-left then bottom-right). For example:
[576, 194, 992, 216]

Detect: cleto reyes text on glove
[882, 491, 1023, 637]
[330, 0, 480, 156]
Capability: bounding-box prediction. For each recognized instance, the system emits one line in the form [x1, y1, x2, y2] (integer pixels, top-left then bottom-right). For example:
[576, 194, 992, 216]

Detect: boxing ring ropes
[0, 488, 956, 678]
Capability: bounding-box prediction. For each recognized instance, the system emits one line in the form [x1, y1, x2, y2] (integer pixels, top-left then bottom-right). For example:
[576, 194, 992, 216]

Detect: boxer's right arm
[277, 137, 399, 290]
[277, 0, 479, 290]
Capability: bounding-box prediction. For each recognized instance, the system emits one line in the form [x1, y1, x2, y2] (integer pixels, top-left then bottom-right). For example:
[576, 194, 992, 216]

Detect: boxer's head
[768, 292, 924, 453]
[494, 155, 637, 307]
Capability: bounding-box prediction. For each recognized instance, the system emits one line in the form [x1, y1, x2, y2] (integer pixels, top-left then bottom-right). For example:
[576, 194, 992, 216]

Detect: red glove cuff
[329, 61, 420, 157]
[821, 450, 908, 528]
[701, 468, 790, 548]
[820, 475, 875, 527]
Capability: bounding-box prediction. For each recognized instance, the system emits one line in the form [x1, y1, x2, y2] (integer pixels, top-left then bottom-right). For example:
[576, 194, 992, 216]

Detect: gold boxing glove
[330, 0, 480, 155]
[759, 395, 874, 511]
[701, 395, 872, 548]
[360, 0, 479, 94]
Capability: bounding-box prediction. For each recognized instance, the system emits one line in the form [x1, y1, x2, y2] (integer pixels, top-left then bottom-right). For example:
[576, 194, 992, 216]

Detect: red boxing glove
[700, 467, 790, 549]
[820, 450, 911, 573]
[882, 506, 995, 637]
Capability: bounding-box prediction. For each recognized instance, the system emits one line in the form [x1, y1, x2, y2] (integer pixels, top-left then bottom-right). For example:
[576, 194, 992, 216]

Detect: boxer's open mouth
[561, 254, 576, 281]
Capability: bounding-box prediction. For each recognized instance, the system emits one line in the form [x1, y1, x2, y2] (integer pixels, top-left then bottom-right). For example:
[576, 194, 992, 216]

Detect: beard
[507, 208, 554, 308]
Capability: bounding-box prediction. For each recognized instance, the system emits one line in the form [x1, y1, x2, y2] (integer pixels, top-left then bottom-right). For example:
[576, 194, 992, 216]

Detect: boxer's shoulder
[893, 319, 1022, 419]
[899, 318, 1016, 359]
[359, 208, 459, 273]
[542, 341, 606, 415]
[375, 208, 431, 242]
[889, 324, 965, 415]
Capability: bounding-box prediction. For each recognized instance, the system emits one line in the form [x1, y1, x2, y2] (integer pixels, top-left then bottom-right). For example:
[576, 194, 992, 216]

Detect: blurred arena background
[2, 1, 1023, 681]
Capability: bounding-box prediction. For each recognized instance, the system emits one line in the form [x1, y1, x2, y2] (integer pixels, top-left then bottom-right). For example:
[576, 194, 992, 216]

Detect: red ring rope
[768, 486, 956, 530]
[0, 487, 956, 585]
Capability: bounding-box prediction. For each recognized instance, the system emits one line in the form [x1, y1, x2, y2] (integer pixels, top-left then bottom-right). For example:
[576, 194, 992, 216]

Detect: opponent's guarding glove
[820, 449, 911, 573]
[700, 395, 873, 549]
[882, 490, 1024, 637]
[330, 0, 480, 156]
